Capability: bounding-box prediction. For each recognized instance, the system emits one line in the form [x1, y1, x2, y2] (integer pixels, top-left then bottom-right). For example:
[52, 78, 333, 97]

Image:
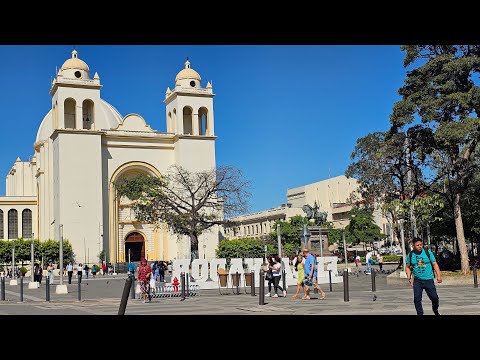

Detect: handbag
[264, 270, 273, 281]
[135, 283, 141, 294]
[149, 277, 156, 289]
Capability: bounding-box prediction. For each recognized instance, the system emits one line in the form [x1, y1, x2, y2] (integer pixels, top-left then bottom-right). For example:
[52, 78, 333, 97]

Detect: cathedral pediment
[114, 114, 155, 133]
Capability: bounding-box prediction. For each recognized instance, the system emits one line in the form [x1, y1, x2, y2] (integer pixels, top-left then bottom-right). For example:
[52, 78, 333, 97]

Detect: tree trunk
[453, 192, 469, 274]
[190, 234, 199, 261]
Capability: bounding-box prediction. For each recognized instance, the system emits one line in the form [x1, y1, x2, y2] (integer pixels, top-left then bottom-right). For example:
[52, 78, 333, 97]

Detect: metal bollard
[343, 269, 349, 302]
[474, 265, 478, 289]
[186, 271, 190, 298]
[78, 275, 81, 301]
[259, 270, 265, 305]
[329, 270, 332, 292]
[236, 272, 240, 295]
[282, 269, 286, 294]
[46, 277, 50, 302]
[1, 276, 5, 301]
[130, 276, 135, 299]
[20, 276, 23, 302]
[117, 277, 133, 315]
[251, 271, 255, 296]
[371, 268, 377, 301]
[180, 272, 186, 301]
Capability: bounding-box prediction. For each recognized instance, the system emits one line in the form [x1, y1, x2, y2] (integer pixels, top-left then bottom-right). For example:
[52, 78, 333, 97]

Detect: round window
[190, 81, 196, 87]
[74, 71, 82, 78]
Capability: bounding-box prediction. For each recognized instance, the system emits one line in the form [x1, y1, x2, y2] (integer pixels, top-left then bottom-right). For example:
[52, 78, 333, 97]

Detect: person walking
[158, 261, 166, 282]
[377, 253, 384, 272]
[264, 256, 285, 297]
[47, 263, 54, 284]
[77, 263, 83, 283]
[66, 262, 74, 284]
[405, 237, 442, 316]
[269, 255, 286, 298]
[91, 264, 97, 278]
[292, 254, 305, 299]
[302, 248, 326, 300]
[137, 258, 152, 303]
[84, 264, 89, 279]
[128, 260, 136, 278]
[102, 262, 107, 276]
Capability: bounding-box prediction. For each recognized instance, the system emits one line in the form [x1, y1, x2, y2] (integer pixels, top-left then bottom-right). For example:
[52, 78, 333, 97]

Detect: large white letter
[191, 259, 209, 282]
[316, 256, 342, 284]
[209, 258, 227, 283]
[172, 259, 190, 281]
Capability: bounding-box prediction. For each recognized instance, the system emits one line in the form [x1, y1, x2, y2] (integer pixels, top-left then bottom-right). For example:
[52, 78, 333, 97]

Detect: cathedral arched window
[8, 209, 18, 239]
[183, 106, 193, 135]
[0, 210, 3, 239]
[83, 99, 94, 130]
[198, 107, 208, 135]
[64, 98, 76, 129]
[22, 209, 32, 239]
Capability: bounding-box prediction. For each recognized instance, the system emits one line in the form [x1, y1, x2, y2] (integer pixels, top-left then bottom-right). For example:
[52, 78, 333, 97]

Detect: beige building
[0, 50, 220, 264]
[225, 175, 390, 241]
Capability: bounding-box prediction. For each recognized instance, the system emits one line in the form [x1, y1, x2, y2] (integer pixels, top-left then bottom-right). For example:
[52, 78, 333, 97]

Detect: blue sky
[0, 45, 407, 213]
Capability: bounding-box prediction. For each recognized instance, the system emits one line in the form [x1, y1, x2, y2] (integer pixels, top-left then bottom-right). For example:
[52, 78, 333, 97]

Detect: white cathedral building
[0, 49, 220, 265]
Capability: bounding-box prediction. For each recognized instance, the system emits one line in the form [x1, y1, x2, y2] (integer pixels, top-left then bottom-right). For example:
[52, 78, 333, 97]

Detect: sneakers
[265, 292, 271, 297]
[272, 294, 278, 298]
[283, 290, 287, 297]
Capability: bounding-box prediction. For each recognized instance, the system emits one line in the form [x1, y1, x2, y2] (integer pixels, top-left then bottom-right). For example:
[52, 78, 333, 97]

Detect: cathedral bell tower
[164, 58, 217, 172]
[50, 49, 102, 131]
[164, 58, 215, 136]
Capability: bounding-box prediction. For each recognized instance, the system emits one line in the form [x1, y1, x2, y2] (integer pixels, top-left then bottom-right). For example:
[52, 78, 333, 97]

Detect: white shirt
[66, 264, 73, 272]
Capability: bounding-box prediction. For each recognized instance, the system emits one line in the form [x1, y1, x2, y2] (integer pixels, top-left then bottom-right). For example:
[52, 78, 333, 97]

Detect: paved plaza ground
[1, 264, 479, 316]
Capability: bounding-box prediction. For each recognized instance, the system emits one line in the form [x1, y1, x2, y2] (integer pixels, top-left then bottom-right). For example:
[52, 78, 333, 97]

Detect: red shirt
[137, 264, 152, 282]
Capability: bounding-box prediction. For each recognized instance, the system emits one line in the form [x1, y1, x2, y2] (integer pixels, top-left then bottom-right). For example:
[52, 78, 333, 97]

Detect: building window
[8, 209, 18, 239]
[0, 209, 3, 239]
[22, 209, 32, 239]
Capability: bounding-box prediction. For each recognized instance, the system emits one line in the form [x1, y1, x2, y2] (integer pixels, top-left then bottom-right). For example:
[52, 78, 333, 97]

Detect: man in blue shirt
[405, 237, 442, 315]
[128, 261, 136, 278]
[302, 248, 326, 300]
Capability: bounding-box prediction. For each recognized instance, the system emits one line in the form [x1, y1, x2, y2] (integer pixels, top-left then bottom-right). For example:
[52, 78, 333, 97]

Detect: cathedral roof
[175, 59, 201, 81]
[60, 49, 90, 72]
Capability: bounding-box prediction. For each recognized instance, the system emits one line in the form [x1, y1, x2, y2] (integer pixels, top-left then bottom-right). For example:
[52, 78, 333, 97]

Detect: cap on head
[141, 258, 147, 264]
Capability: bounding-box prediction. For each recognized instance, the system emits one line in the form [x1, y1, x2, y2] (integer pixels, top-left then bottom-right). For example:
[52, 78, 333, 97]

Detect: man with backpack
[405, 237, 442, 315]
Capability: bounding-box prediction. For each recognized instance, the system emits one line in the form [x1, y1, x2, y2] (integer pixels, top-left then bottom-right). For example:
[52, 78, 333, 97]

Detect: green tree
[345, 207, 386, 245]
[390, 45, 480, 274]
[40, 239, 74, 265]
[269, 215, 310, 246]
[116, 164, 251, 262]
[346, 130, 430, 243]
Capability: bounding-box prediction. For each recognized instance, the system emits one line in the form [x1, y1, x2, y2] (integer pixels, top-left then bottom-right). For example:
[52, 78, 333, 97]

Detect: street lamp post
[319, 228, 323, 257]
[203, 244, 206, 259]
[276, 223, 282, 257]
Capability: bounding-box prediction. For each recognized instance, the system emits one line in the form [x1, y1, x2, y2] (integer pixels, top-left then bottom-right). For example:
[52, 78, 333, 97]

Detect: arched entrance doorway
[125, 232, 145, 262]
